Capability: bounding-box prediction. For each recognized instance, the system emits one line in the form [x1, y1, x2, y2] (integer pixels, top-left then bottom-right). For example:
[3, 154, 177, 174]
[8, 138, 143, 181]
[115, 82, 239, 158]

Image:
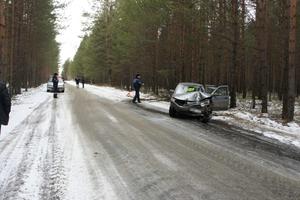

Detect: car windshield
[174, 84, 203, 95]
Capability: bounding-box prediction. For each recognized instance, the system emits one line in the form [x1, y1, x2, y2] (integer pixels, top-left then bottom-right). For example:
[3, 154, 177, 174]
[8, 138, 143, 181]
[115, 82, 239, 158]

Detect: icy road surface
[0, 84, 300, 200]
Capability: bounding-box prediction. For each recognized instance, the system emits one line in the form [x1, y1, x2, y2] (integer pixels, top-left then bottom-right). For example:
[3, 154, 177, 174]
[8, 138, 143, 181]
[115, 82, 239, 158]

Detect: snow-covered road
[0, 86, 117, 200]
[0, 84, 300, 200]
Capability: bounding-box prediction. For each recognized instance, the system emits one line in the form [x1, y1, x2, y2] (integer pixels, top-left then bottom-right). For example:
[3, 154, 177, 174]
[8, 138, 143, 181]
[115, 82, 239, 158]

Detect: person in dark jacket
[132, 74, 143, 103]
[75, 77, 80, 88]
[0, 76, 11, 134]
[52, 73, 59, 98]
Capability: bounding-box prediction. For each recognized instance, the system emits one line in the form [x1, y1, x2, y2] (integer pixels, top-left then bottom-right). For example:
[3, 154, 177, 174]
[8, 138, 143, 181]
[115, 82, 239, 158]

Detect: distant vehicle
[169, 83, 229, 123]
[47, 76, 65, 93]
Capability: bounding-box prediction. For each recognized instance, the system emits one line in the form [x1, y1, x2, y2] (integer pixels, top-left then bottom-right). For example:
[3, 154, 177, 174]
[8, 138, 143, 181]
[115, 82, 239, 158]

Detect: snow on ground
[69, 81, 300, 149]
[0, 84, 50, 137]
[0, 84, 118, 200]
[144, 101, 170, 112]
[214, 99, 300, 148]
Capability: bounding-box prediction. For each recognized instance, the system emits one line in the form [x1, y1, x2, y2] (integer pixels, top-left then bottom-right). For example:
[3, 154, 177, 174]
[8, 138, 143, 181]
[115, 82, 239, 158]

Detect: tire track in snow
[0, 98, 52, 199]
[39, 100, 67, 200]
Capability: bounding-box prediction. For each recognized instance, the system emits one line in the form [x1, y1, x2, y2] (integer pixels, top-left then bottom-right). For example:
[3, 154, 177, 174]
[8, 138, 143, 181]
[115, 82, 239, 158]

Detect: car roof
[206, 86, 217, 89]
[178, 82, 204, 87]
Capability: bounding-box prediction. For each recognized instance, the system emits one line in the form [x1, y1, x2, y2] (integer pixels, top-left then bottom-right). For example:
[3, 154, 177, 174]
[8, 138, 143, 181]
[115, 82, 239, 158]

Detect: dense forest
[0, 0, 60, 94]
[64, 0, 299, 122]
[0, 0, 298, 122]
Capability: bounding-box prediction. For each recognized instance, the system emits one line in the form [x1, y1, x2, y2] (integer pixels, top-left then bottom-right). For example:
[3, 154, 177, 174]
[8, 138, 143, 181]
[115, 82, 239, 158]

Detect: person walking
[0, 73, 11, 135]
[52, 73, 59, 98]
[132, 74, 143, 103]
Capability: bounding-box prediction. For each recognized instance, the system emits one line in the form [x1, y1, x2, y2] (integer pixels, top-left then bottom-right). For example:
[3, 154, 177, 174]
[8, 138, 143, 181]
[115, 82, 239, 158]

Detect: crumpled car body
[169, 83, 229, 122]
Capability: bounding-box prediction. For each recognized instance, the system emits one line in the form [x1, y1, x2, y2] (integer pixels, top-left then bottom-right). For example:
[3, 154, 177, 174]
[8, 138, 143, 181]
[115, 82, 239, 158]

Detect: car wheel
[169, 105, 177, 118]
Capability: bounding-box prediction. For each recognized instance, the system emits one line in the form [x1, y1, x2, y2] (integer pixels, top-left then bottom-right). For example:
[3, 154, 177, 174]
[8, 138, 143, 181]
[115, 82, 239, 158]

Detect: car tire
[169, 105, 177, 118]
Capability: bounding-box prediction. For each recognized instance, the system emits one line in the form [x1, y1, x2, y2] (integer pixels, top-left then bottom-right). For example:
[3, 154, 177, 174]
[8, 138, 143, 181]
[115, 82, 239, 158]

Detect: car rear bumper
[57, 87, 64, 92]
[47, 86, 64, 92]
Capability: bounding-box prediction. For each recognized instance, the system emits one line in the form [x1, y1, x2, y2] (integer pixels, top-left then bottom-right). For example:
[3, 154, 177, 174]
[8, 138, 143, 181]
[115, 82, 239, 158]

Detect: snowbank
[214, 111, 300, 148]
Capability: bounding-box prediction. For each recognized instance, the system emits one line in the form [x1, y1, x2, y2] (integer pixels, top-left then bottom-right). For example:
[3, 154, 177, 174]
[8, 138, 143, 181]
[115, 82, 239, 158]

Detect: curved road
[0, 84, 300, 200]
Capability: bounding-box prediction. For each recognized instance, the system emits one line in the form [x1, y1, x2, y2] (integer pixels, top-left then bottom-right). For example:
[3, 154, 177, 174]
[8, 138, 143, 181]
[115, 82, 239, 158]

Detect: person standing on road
[0, 73, 11, 135]
[75, 77, 80, 88]
[132, 74, 143, 103]
[52, 73, 59, 98]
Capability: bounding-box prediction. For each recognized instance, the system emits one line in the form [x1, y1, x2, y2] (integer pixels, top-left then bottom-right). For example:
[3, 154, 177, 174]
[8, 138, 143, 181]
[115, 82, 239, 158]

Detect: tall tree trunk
[230, 0, 239, 108]
[241, 0, 247, 99]
[282, 0, 297, 121]
[0, 1, 5, 76]
[9, 0, 15, 94]
[257, 0, 268, 113]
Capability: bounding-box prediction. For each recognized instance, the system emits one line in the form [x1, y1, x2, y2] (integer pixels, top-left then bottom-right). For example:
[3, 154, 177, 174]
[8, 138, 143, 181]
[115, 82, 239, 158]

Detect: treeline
[66, 0, 299, 121]
[0, 0, 60, 95]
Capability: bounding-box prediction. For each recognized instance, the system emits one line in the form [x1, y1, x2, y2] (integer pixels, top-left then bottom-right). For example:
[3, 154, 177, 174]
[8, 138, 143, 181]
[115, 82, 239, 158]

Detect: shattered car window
[206, 87, 216, 94]
[174, 84, 203, 95]
[214, 87, 228, 96]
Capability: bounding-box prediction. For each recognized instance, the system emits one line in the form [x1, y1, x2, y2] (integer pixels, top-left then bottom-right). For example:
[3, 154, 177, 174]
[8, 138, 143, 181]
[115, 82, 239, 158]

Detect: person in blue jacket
[132, 74, 143, 103]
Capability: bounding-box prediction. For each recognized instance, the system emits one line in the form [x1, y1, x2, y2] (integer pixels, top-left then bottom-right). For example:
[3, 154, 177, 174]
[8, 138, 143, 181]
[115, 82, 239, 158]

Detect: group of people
[0, 71, 11, 135]
[75, 77, 85, 88]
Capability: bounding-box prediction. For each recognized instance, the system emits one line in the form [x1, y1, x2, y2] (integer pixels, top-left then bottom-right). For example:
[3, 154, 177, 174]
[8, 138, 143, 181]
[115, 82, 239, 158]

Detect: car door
[211, 86, 230, 111]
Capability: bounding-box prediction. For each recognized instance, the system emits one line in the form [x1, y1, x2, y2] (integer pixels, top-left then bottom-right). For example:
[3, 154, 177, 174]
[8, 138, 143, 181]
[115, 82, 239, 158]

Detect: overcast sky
[56, 0, 94, 66]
